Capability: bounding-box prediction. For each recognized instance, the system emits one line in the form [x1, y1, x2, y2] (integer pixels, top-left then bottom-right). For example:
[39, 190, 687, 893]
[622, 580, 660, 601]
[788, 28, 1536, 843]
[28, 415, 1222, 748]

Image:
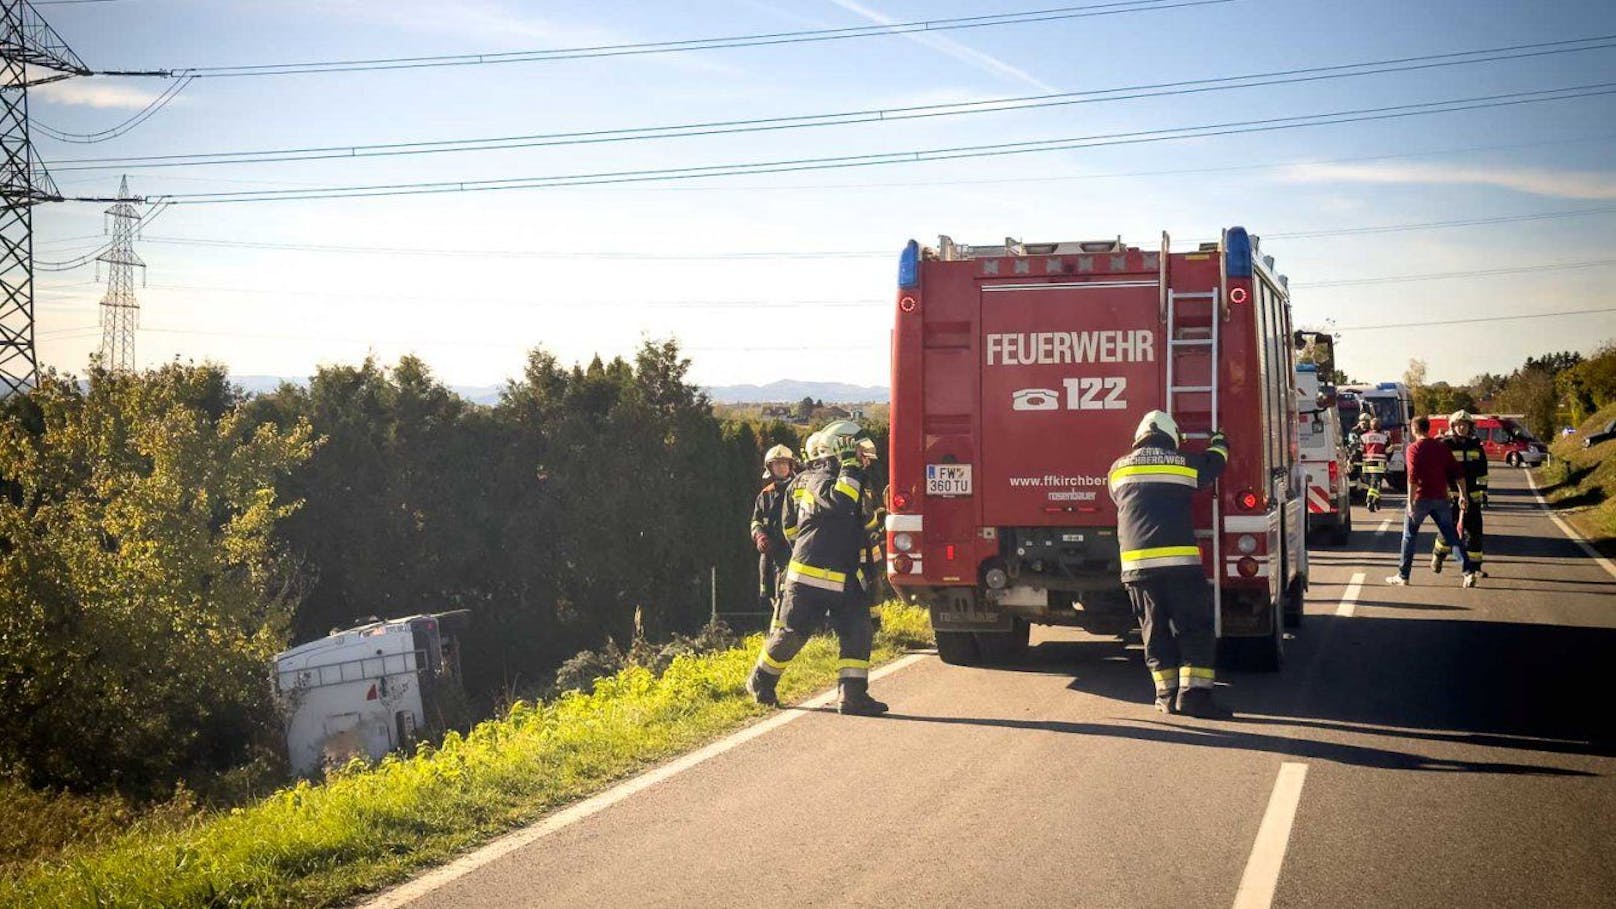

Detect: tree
[1402, 358, 1428, 391]
[795, 396, 815, 421]
[0, 365, 315, 793]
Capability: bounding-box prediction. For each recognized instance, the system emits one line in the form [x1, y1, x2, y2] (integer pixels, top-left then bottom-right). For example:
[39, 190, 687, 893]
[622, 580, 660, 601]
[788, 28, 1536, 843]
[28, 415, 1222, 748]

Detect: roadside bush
[0, 365, 315, 795]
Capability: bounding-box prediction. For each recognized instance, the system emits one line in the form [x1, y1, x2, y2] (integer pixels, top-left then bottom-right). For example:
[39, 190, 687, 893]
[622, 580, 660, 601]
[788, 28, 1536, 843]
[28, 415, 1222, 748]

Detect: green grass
[1537, 403, 1616, 557]
[0, 603, 933, 908]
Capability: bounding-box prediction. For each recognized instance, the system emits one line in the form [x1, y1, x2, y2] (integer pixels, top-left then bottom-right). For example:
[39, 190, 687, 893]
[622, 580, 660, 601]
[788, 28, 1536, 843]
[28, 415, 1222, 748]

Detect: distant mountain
[703, 380, 889, 404]
[230, 376, 506, 405]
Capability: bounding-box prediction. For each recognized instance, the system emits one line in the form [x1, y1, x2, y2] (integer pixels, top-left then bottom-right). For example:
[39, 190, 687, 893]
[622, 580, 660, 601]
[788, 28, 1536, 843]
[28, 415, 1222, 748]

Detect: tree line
[0, 340, 887, 798]
[1403, 341, 1616, 439]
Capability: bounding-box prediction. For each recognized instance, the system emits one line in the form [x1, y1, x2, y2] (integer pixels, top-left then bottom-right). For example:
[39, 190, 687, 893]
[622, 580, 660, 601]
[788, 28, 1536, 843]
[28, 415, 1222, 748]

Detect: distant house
[846, 406, 866, 421]
[823, 406, 851, 420]
[761, 405, 793, 418]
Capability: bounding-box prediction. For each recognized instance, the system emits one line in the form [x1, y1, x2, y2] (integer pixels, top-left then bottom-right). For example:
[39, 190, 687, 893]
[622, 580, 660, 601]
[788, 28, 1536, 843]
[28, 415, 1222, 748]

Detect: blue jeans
[1398, 497, 1476, 577]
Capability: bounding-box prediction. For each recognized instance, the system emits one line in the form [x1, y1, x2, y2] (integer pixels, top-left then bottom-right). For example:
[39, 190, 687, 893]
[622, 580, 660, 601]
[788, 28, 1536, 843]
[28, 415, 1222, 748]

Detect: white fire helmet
[762, 443, 797, 478]
[1134, 410, 1180, 444]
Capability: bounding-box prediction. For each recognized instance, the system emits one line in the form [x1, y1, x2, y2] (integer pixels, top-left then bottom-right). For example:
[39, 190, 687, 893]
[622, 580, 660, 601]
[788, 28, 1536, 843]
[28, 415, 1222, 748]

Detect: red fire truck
[885, 228, 1306, 671]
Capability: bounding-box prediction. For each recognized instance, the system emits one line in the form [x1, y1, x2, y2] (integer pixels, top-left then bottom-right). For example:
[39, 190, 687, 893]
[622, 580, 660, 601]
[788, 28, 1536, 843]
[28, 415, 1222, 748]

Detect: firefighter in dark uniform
[749, 444, 798, 628]
[1433, 409, 1488, 576]
[856, 443, 887, 634]
[746, 421, 888, 716]
[1106, 410, 1230, 718]
[1358, 414, 1390, 512]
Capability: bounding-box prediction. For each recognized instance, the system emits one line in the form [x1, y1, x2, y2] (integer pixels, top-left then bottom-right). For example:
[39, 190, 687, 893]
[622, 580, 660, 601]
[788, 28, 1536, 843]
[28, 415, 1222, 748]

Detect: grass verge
[1537, 403, 1616, 558]
[0, 603, 933, 908]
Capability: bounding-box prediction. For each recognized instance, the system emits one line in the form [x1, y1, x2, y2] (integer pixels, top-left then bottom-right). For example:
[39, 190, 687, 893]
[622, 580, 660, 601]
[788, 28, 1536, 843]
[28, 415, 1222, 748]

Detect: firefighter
[1106, 411, 1230, 719]
[855, 440, 886, 633]
[1432, 409, 1488, 576]
[746, 421, 888, 716]
[1359, 416, 1390, 513]
[750, 444, 798, 628]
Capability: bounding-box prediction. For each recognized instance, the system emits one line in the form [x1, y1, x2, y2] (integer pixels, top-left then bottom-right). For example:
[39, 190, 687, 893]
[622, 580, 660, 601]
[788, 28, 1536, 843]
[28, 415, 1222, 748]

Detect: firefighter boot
[745, 666, 780, 707]
[1155, 691, 1179, 715]
[838, 678, 888, 716]
[1176, 687, 1234, 720]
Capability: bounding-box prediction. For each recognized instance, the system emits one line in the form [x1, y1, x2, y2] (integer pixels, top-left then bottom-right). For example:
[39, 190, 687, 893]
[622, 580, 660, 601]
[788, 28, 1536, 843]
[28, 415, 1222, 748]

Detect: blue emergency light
[1224, 227, 1253, 279]
[898, 240, 920, 290]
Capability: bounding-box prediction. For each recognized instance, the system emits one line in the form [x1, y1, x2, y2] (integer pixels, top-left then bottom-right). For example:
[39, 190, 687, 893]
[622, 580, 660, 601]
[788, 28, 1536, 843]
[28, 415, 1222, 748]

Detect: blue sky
[31, 0, 1616, 389]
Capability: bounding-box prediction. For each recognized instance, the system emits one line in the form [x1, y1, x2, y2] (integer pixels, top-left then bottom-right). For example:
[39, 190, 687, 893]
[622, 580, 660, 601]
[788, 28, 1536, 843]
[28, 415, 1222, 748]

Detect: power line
[1332, 306, 1616, 331]
[1295, 258, 1616, 288]
[166, 1, 1226, 79]
[35, 74, 193, 144]
[51, 35, 1616, 172]
[143, 82, 1616, 205]
[128, 204, 1616, 262]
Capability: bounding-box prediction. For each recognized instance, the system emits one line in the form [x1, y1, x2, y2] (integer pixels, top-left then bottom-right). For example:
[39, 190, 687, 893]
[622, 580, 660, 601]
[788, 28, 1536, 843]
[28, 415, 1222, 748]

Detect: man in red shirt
[1388, 415, 1480, 588]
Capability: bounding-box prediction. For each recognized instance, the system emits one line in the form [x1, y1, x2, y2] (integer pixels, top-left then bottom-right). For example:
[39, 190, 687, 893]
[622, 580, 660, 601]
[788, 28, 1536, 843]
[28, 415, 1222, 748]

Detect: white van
[274, 611, 467, 776]
[1296, 365, 1353, 545]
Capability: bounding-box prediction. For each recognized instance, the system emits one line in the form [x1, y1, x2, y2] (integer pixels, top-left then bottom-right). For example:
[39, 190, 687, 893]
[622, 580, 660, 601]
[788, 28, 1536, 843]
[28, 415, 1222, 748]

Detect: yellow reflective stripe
[759, 651, 790, 671]
[834, 478, 861, 502]
[1110, 464, 1198, 481]
[783, 525, 800, 540]
[1150, 667, 1177, 683]
[837, 658, 872, 670]
[788, 560, 846, 583]
[1180, 666, 1216, 680]
[1121, 545, 1201, 562]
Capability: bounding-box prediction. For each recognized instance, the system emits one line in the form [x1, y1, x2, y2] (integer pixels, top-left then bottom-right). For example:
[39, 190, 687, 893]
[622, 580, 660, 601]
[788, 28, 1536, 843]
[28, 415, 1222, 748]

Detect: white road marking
[360, 652, 931, 909]
[1335, 572, 1366, 617]
[1232, 762, 1310, 909]
[1526, 468, 1616, 581]
[1375, 518, 1392, 537]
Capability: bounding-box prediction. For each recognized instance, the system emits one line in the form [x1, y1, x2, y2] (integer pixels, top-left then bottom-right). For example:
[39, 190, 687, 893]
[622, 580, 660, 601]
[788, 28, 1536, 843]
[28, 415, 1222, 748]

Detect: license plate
[926, 464, 972, 496]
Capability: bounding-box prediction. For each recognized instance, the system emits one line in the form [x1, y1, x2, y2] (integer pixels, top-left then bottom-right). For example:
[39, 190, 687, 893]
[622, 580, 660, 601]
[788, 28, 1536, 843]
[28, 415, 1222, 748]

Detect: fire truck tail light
[1328, 459, 1340, 487]
[899, 295, 918, 313]
[1237, 557, 1260, 578]
[893, 554, 913, 574]
[1236, 534, 1258, 554]
[944, 544, 957, 561]
[892, 532, 915, 553]
[891, 490, 911, 511]
[1237, 490, 1260, 511]
[1229, 287, 1249, 304]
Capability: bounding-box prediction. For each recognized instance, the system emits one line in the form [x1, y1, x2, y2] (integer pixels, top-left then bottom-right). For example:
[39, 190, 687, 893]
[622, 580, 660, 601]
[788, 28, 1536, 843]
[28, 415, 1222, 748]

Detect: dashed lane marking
[1232, 762, 1310, 909]
[1335, 572, 1366, 618]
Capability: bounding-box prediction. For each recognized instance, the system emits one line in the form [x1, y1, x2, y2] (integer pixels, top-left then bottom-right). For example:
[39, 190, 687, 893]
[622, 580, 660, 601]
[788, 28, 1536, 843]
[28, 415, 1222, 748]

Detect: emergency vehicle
[274, 611, 467, 776]
[1296, 363, 1352, 545]
[886, 228, 1306, 671]
[1353, 382, 1414, 488]
[1427, 413, 1548, 466]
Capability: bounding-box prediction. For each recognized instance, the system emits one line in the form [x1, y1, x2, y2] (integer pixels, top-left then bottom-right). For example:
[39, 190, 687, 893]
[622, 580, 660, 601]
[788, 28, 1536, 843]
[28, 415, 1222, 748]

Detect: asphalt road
[378, 467, 1616, 909]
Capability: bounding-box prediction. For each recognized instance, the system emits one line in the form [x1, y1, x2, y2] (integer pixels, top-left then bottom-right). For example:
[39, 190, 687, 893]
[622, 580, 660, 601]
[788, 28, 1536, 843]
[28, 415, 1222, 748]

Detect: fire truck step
[1171, 385, 1213, 393]
[1170, 339, 1214, 347]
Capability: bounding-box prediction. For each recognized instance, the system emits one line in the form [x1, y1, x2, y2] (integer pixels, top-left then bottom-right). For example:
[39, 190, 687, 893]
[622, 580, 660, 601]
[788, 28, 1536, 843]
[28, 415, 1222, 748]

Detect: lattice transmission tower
[95, 175, 141, 371]
[0, 0, 90, 393]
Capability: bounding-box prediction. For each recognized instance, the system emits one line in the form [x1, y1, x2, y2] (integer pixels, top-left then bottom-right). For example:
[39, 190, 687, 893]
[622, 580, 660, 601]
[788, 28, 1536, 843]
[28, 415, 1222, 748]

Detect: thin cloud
[34, 81, 163, 111]
[1282, 162, 1616, 201]
[825, 0, 1060, 93]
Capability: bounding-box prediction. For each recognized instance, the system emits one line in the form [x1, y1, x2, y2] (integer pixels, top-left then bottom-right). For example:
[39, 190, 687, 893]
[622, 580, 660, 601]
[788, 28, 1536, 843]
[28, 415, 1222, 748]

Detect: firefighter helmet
[1450, 409, 1475, 425]
[802, 430, 828, 460]
[819, 420, 867, 457]
[1357, 412, 1373, 426]
[856, 437, 879, 462]
[1134, 410, 1180, 444]
[762, 443, 797, 478]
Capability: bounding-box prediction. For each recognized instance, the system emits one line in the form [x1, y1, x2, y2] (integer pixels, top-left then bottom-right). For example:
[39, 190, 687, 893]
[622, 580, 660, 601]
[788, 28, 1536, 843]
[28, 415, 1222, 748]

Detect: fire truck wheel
[935, 630, 983, 666]
[1227, 603, 1287, 672]
[974, 618, 1031, 664]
